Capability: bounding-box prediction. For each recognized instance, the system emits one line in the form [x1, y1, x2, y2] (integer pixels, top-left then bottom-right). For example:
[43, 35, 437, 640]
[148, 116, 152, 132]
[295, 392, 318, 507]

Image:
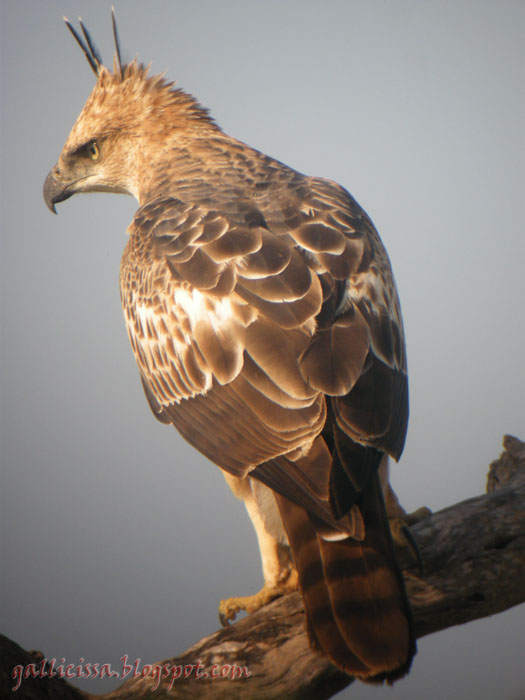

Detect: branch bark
[2, 435, 524, 700]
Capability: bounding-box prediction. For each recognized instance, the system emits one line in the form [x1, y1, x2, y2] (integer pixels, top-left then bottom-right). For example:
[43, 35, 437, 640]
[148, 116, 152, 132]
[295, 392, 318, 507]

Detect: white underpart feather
[173, 287, 235, 333]
[130, 288, 238, 403]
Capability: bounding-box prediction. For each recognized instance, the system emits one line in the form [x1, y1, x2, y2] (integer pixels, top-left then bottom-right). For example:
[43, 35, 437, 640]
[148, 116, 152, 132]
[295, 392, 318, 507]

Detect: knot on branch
[487, 435, 525, 492]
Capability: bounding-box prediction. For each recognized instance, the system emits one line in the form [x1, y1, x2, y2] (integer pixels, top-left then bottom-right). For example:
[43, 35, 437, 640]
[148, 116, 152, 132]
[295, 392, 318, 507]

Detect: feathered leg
[219, 473, 298, 625]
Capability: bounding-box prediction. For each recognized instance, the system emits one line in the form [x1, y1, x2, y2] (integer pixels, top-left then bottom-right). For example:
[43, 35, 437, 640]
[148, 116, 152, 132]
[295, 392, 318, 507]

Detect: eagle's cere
[44, 12, 416, 683]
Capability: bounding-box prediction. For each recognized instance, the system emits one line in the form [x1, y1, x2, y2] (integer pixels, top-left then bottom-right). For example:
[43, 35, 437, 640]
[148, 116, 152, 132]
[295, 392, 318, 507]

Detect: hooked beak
[43, 168, 74, 214]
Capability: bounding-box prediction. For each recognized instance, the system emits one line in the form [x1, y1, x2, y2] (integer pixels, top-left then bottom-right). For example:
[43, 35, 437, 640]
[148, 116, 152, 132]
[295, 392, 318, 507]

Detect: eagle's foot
[218, 568, 298, 626]
[388, 506, 432, 574]
[382, 479, 431, 573]
[389, 503, 432, 536]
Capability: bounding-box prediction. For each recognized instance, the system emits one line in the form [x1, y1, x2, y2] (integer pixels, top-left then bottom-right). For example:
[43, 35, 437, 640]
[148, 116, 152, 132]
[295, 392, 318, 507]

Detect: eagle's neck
[136, 132, 291, 206]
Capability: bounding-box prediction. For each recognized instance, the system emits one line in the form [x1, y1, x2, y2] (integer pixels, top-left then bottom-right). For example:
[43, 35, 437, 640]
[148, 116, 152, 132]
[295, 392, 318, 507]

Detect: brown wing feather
[120, 170, 413, 680]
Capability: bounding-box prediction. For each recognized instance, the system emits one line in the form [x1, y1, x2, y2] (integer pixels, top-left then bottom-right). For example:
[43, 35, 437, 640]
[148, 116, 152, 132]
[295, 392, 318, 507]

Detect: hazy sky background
[1, 1, 524, 698]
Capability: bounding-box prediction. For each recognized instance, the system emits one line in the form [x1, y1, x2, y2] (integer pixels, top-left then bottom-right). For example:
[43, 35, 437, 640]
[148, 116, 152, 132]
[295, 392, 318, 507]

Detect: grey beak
[43, 169, 73, 214]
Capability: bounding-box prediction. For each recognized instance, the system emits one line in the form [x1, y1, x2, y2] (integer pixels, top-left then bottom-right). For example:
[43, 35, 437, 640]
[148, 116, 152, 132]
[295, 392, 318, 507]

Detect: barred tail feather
[276, 476, 415, 681]
[275, 492, 370, 674]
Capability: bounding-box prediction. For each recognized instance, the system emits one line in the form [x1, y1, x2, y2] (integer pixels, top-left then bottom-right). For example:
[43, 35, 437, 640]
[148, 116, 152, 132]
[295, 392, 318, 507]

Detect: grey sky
[1, 1, 524, 698]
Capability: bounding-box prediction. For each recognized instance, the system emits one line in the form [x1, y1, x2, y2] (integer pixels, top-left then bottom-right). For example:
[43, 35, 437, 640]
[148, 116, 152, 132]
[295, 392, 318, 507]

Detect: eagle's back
[119, 146, 413, 679]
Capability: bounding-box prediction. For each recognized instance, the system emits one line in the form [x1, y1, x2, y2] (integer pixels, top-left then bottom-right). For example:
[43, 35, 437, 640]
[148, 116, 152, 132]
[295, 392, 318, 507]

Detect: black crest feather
[64, 11, 123, 80]
[79, 18, 103, 69]
[64, 16, 101, 76]
[112, 7, 123, 79]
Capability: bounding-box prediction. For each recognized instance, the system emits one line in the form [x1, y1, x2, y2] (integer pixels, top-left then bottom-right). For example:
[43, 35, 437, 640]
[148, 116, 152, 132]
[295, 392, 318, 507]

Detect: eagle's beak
[43, 168, 74, 214]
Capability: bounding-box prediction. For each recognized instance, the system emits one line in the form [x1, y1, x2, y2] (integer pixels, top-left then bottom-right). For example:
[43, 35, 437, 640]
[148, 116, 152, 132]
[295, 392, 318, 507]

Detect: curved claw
[218, 596, 244, 627]
[219, 610, 231, 627]
[218, 572, 299, 628]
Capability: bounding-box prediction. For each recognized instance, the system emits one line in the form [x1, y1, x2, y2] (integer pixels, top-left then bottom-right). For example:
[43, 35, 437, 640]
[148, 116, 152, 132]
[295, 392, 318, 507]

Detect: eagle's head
[44, 11, 217, 213]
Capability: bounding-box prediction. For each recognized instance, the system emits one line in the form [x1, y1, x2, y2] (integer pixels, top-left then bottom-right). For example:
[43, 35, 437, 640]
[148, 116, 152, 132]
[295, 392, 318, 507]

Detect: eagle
[44, 12, 416, 682]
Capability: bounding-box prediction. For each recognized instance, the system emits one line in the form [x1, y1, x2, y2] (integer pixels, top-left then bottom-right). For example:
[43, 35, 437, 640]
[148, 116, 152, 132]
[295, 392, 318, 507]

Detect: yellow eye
[87, 141, 100, 160]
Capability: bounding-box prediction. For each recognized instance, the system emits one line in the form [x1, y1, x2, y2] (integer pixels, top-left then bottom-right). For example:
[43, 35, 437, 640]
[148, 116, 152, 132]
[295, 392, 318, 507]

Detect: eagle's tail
[275, 474, 415, 681]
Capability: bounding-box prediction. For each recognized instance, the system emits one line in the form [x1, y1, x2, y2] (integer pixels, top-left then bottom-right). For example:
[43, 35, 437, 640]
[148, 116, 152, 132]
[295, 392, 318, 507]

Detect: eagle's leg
[378, 456, 431, 570]
[219, 473, 298, 626]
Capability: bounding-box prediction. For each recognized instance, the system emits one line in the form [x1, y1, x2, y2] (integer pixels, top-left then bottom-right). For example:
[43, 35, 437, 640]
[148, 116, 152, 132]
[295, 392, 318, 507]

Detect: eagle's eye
[87, 141, 100, 161]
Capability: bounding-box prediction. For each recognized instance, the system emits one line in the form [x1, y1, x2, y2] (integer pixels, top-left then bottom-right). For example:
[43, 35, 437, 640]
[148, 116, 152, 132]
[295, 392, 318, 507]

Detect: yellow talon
[219, 569, 298, 626]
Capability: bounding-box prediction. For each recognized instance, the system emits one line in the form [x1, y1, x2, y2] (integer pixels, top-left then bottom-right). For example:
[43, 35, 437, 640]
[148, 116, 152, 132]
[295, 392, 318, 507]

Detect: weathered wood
[2, 435, 524, 700]
[0, 640, 88, 700]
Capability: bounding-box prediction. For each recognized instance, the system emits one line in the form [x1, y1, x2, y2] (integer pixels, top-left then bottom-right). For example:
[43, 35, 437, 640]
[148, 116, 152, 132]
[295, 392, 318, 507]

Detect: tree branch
[2, 435, 524, 700]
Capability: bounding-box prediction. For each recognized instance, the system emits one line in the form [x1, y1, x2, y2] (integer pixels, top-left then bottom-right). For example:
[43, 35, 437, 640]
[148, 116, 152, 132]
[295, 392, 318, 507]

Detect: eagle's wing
[120, 175, 413, 679]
